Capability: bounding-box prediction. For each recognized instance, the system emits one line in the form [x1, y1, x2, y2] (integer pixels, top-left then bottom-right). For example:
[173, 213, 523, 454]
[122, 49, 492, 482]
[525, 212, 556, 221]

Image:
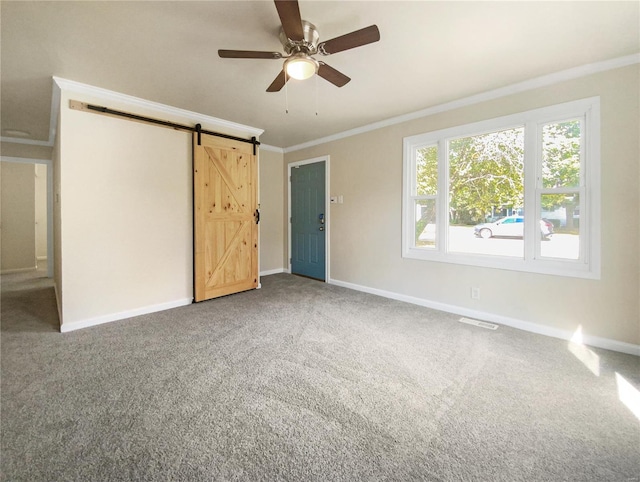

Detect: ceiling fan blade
[318, 25, 380, 55]
[274, 0, 304, 41]
[218, 50, 282, 59]
[317, 62, 351, 88]
[266, 70, 289, 92]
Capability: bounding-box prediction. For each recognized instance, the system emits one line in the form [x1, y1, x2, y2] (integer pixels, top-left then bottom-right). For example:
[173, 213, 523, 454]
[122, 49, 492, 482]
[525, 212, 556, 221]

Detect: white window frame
[402, 97, 600, 279]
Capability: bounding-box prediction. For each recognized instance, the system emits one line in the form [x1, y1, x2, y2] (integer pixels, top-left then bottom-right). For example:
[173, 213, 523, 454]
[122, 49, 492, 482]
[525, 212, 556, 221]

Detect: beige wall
[1, 161, 36, 272]
[259, 148, 285, 273]
[1, 141, 53, 160]
[35, 164, 47, 260]
[284, 65, 640, 347]
[56, 88, 282, 329]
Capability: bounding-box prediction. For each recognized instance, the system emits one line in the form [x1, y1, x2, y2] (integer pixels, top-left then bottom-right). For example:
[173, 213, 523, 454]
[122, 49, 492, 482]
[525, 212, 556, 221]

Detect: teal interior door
[291, 161, 326, 281]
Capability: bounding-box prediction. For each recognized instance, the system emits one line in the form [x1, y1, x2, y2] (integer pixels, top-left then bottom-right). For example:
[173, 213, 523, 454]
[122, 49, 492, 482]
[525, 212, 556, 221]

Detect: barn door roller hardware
[69, 100, 260, 154]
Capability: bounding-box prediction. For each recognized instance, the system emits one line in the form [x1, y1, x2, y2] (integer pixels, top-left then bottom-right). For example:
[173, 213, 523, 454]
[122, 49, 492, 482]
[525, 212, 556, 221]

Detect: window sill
[403, 247, 600, 280]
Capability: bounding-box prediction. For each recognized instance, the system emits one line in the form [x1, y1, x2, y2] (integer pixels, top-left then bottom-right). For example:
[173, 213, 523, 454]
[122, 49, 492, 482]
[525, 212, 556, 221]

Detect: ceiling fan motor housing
[218, 1, 380, 92]
[280, 20, 319, 55]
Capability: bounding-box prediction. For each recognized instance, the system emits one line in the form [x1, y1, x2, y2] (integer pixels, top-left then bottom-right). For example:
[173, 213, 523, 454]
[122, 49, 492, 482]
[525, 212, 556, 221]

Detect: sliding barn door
[193, 133, 258, 302]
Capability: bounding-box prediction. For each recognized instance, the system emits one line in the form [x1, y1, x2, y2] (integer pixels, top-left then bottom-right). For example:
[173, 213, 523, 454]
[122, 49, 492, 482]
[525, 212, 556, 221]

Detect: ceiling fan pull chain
[315, 73, 319, 116]
[285, 71, 289, 114]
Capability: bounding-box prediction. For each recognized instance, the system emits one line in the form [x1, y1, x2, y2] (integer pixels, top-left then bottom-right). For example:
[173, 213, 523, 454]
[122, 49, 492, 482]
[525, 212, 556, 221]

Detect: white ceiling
[1, 1, 639, 149]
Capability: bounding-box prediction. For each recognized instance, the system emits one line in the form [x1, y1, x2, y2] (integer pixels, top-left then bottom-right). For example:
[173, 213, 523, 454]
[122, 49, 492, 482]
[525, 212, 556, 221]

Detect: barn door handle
[255, 209, 260, 224]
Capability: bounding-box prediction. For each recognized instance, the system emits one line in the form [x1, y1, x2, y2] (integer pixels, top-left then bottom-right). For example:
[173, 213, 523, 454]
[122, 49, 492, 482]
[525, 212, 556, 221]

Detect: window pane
[448, 127, 524, 258]
[415, 198, 436, 248]
[540, 193, 580, 259]
[542, 120, 581, 188]
[416, 145, 437, 196]
[449, 127, 524, 225]
[403, 98, 597, 277]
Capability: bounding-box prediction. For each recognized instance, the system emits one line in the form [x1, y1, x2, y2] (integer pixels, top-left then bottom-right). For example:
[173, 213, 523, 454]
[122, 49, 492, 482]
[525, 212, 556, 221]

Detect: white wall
[1, 161, 36, 272]
[284, 64, 640, 349]
[59, 92, 192, 328]
[53, 113, 63, 319]
[55, 82, 281, 331]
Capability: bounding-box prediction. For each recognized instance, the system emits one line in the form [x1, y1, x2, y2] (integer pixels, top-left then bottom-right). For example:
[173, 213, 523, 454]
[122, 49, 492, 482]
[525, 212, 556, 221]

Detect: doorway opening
[0, 157, 53, 279]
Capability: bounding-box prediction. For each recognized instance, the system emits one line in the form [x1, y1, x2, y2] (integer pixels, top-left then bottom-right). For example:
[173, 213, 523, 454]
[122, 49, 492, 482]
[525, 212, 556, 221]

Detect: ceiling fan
[218, 0, 380, 92]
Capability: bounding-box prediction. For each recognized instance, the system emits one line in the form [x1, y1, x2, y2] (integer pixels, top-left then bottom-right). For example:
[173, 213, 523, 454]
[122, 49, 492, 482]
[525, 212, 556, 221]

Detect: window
[403, 98, 600, 278]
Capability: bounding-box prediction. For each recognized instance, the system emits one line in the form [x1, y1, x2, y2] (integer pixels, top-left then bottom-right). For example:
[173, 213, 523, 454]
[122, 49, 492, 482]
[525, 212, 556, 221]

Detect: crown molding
[0, 137, 52, 146]
[53, 77, 264, 138]
[1, 80, 61, 147]
[3, 77, 264, 148]
[283, 53, 640, 153]
[3, 54, 637, 152]
[1, 156, 52, 165]
[259, 143, 284, 154]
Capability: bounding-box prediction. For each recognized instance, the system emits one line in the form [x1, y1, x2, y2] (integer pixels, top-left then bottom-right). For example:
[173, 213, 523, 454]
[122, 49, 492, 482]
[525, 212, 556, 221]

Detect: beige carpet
[2, 271, 639, 481]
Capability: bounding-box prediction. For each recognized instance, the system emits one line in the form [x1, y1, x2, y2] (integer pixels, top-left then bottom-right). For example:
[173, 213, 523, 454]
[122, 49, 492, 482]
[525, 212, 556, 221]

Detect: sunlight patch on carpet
[616, 372, 640, 421]
[568, 325, 600, 377]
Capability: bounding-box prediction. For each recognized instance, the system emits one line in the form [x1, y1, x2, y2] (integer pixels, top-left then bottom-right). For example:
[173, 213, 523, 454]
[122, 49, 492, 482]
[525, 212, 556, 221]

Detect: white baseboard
[260, 268, 285, 276]
[328, 278, 640, 357]
[60, 298, 193, 333]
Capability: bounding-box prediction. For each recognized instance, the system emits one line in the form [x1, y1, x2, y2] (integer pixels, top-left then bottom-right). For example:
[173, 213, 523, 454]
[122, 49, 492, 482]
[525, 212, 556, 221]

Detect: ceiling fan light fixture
[284, 54, 318, 80]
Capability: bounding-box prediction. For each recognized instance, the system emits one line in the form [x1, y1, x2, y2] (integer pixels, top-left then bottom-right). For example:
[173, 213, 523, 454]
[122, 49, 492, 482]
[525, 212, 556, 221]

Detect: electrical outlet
[471, 287, 481, 300]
